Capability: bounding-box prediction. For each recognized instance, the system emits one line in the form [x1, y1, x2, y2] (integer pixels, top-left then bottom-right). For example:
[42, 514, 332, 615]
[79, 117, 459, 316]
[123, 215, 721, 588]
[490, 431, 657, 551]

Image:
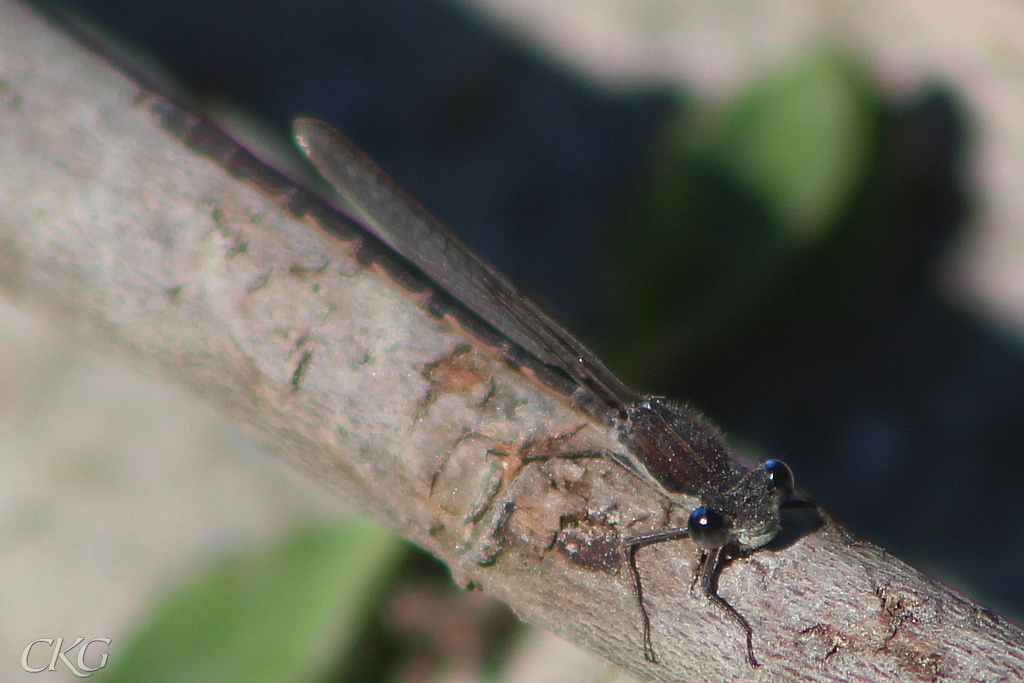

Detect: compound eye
[763, 459, 794, 499]
[688, 507, 730, 550]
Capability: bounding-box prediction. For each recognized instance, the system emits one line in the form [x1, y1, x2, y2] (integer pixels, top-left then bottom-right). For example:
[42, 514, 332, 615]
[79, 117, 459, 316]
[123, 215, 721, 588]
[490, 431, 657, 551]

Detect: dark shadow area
[665, 91, 1024, 622]
[767, 499, 827, 550]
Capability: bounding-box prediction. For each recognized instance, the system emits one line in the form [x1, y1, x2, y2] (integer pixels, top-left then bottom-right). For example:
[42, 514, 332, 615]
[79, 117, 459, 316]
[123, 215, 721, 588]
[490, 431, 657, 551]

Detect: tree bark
[0, 1, 1021, 680]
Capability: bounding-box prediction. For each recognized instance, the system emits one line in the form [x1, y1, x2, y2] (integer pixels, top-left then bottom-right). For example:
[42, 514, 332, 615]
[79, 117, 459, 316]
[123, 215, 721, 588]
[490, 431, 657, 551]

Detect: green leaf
[608, 48, 882, 379]
[95, 520, 407, 683]
[710, 50, 874, 242]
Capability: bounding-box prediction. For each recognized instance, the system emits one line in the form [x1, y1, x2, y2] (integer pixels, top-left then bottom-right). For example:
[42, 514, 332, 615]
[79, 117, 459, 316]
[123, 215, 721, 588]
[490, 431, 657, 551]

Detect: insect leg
[622, 527, 691, 662]
[698, 547, 759, 667]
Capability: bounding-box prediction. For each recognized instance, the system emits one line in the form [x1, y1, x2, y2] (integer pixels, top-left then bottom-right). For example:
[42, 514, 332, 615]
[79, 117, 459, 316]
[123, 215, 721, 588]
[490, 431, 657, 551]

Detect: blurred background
[4, 0, 1024, 680]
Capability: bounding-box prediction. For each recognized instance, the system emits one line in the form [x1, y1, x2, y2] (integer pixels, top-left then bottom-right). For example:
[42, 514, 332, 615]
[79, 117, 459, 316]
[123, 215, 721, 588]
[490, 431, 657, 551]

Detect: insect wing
[293, 118, 637, 409]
